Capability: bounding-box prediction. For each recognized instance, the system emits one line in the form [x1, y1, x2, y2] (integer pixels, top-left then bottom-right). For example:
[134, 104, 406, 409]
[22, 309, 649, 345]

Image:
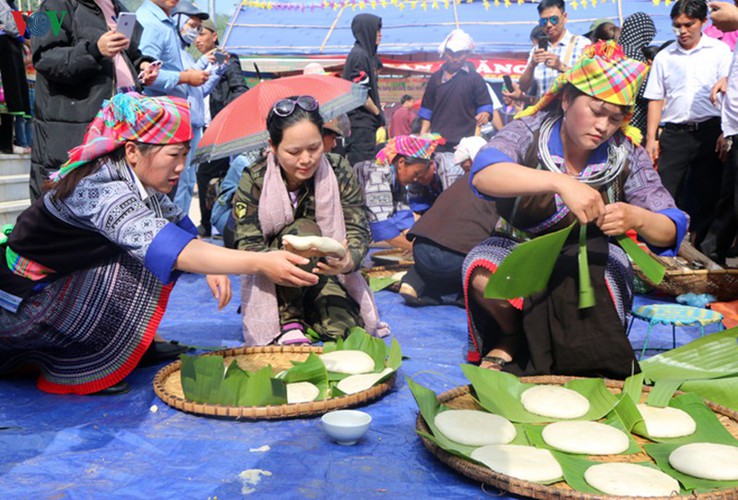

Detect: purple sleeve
[468, 117, 537, 200]
[624, 146, 689, 256]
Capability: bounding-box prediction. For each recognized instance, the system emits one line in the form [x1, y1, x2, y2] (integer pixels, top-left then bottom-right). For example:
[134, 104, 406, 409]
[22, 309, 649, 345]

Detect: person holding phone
[28, 0, 159, 201]
[194, 17, 248, 237]
[164, 1, 227, 215]
[512, 0, 589, 102]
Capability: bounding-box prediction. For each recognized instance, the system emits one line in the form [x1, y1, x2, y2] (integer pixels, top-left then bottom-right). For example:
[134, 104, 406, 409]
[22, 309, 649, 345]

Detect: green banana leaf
[461, 365, 619, 423]
[180, 329, 402, 406]
[484, 223, 576, 300]
[646, 379, 683, 407]
[645, 442, 738, 492]
[282, 353, 330, 400]
[681, 376, 738, 412]
[615, 392, 737, 445]
[407, 377, 529, 457]
[241, 366, 287, 406]
[621, 373, 646, 404]
[524, 406, 642, 455]
[578, 224, 595, 309]
[552, 451, 688, 496]
[180, 354, 232, 404]
[640, 328, 738, 382]
[369, 276, 401, 292]
[407, 377, 479, 459]
[614, 233, 666, 285]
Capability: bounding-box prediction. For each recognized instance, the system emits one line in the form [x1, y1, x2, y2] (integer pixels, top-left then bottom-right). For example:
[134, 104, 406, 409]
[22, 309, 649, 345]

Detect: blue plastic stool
[627, 304, 724, 359]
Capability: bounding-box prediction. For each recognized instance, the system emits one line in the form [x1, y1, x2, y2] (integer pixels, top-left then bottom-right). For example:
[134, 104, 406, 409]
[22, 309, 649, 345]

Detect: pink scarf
[240, 153, 390, 345]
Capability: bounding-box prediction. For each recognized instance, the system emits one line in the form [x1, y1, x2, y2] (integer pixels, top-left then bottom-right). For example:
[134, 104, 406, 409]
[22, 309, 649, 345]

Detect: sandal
[481, 356, 509, 371]
[276, 323, 311, 345]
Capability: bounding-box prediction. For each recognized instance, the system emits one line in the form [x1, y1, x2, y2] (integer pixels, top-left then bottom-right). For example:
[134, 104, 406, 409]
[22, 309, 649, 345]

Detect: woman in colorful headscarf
[0, 93, 318, 395]
[357, 133, 460, 251]
[233, 96, 388, 346]
[463, 42, 689, 379]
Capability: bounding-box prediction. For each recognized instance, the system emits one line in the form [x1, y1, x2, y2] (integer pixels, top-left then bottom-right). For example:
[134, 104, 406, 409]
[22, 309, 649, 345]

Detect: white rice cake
[336, 368, 394, 395]
[669, 442, 738, 481]
[282, 234, 346, 257]
[520, 385, 590, 419]
[584, 462, 680, 497]
[434, 409, 517, 446]
[319, 350, 375, 374]
[542, 421, 630, 455]
[471, 444, 563, 483]
[636, 404, 696, 438]
[286, 381, 320, 404]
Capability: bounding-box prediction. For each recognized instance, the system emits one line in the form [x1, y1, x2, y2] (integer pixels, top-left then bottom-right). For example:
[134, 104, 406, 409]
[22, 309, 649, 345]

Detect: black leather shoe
[139, 340, 191, 366]
[92, 380, 131, 395]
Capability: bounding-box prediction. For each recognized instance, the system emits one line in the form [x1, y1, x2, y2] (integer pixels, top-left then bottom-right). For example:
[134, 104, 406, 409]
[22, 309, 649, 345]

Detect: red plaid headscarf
[52, 92, 193, 181]
[375, 133, 445, 165]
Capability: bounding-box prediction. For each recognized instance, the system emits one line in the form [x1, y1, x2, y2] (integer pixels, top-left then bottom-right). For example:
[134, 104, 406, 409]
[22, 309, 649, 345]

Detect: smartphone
[537, 36, 549, 51]
[502, 75, 514, 92]
[214, 51, 227, 64]
[116, 12, 136, 39]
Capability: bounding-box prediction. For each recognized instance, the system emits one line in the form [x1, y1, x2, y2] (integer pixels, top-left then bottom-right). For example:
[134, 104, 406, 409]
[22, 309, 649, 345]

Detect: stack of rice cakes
[413, 369, 738, 498]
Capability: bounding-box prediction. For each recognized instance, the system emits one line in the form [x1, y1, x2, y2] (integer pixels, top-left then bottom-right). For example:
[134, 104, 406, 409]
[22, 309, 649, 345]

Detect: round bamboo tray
[362, 264, 411, 293]
[153, 345, 396, 420]
[370, 248, 414, 266]
[633, 265, 738, 302]
[416, 375, 738, 499]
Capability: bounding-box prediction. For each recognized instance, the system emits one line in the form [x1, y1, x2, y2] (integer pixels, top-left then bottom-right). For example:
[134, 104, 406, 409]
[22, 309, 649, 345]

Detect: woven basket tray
[633, 265, 738, 302]
[153, 345, 395, 420]
[416, 375, 738, 499]
[362, 264, 411, 293]
[370, 248, 414, 266]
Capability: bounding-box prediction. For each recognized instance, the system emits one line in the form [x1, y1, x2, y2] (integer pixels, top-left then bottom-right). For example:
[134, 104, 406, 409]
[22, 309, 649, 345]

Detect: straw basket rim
[153, 345, 396, 420]
[416, 375, 738, 500]
[633, 264, 738, 302]
[370, 248, 414, 266]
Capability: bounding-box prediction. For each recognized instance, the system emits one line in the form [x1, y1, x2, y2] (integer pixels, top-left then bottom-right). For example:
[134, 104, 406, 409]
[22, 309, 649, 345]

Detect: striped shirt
[528, 30, 590, 99]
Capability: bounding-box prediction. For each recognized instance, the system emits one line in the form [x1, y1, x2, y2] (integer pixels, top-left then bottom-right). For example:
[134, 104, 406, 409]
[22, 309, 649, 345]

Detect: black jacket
[31, 0, 153, 176]
[342, 13, 382, 129]
[209, 52, 248, 118]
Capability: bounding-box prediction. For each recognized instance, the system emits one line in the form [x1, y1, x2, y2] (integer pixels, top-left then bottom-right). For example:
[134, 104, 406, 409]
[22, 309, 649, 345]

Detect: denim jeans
[14, 116, 32, 147]
[408, 236, 466, 298]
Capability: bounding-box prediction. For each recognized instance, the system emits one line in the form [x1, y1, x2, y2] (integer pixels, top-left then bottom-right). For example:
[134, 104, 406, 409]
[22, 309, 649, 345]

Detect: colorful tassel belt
[5, 246, 56, 281]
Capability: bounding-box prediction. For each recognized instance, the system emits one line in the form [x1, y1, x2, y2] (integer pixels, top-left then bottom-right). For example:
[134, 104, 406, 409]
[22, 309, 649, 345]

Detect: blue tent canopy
[222, 0, 676, 57]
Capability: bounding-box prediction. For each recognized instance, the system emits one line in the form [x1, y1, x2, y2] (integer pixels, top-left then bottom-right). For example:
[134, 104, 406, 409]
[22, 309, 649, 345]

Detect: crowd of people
[1, 0, 738, 394]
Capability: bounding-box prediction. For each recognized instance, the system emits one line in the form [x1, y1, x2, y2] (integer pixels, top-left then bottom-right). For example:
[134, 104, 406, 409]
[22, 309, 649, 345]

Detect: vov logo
[11, 10, 67, 36]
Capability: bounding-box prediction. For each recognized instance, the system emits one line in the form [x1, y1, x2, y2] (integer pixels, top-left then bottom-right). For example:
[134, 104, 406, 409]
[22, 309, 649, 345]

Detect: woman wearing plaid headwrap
[0, 93, 317, 395]
[357, 133, 460, 251]
[463, 41, 689, 379]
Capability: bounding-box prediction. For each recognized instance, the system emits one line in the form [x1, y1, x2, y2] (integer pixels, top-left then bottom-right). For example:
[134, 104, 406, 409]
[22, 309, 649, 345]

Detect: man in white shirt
[702, 1, 738, 264]
[644, 0, 732, 248]
[516, 0, 590, 100]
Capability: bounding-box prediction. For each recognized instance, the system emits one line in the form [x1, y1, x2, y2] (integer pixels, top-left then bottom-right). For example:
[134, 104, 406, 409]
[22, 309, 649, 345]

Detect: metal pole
[617, 0, 624, 27]
[209, 0, 216, 22]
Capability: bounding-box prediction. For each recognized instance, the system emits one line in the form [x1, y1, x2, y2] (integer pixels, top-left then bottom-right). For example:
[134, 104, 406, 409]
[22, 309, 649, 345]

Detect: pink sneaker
[276, 322, 311, 345]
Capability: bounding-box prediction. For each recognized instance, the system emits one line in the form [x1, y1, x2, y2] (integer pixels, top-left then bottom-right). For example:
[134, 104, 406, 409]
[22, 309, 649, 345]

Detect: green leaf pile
[180, 328, 402, 406]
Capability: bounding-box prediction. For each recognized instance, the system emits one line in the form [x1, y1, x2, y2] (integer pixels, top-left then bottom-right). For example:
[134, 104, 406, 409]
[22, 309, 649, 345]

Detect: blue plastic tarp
[0, 264, 719, 498]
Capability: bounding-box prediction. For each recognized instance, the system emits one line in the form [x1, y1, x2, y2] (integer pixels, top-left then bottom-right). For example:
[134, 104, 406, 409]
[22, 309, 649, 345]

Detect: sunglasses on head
[272, 96, 319, 117]
[538, 15, 560, 27]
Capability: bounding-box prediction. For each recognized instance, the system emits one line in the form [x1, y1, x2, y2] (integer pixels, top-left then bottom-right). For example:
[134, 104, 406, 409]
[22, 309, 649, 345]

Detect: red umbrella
[194, 74, 368, 163]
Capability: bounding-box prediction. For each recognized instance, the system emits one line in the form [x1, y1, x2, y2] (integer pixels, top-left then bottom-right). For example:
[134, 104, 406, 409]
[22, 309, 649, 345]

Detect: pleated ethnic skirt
[0, 253, 173, 394]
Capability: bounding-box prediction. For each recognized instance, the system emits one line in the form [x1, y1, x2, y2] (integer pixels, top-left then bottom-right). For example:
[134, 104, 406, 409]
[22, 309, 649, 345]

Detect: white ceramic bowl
[321, 410, 372, 445]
